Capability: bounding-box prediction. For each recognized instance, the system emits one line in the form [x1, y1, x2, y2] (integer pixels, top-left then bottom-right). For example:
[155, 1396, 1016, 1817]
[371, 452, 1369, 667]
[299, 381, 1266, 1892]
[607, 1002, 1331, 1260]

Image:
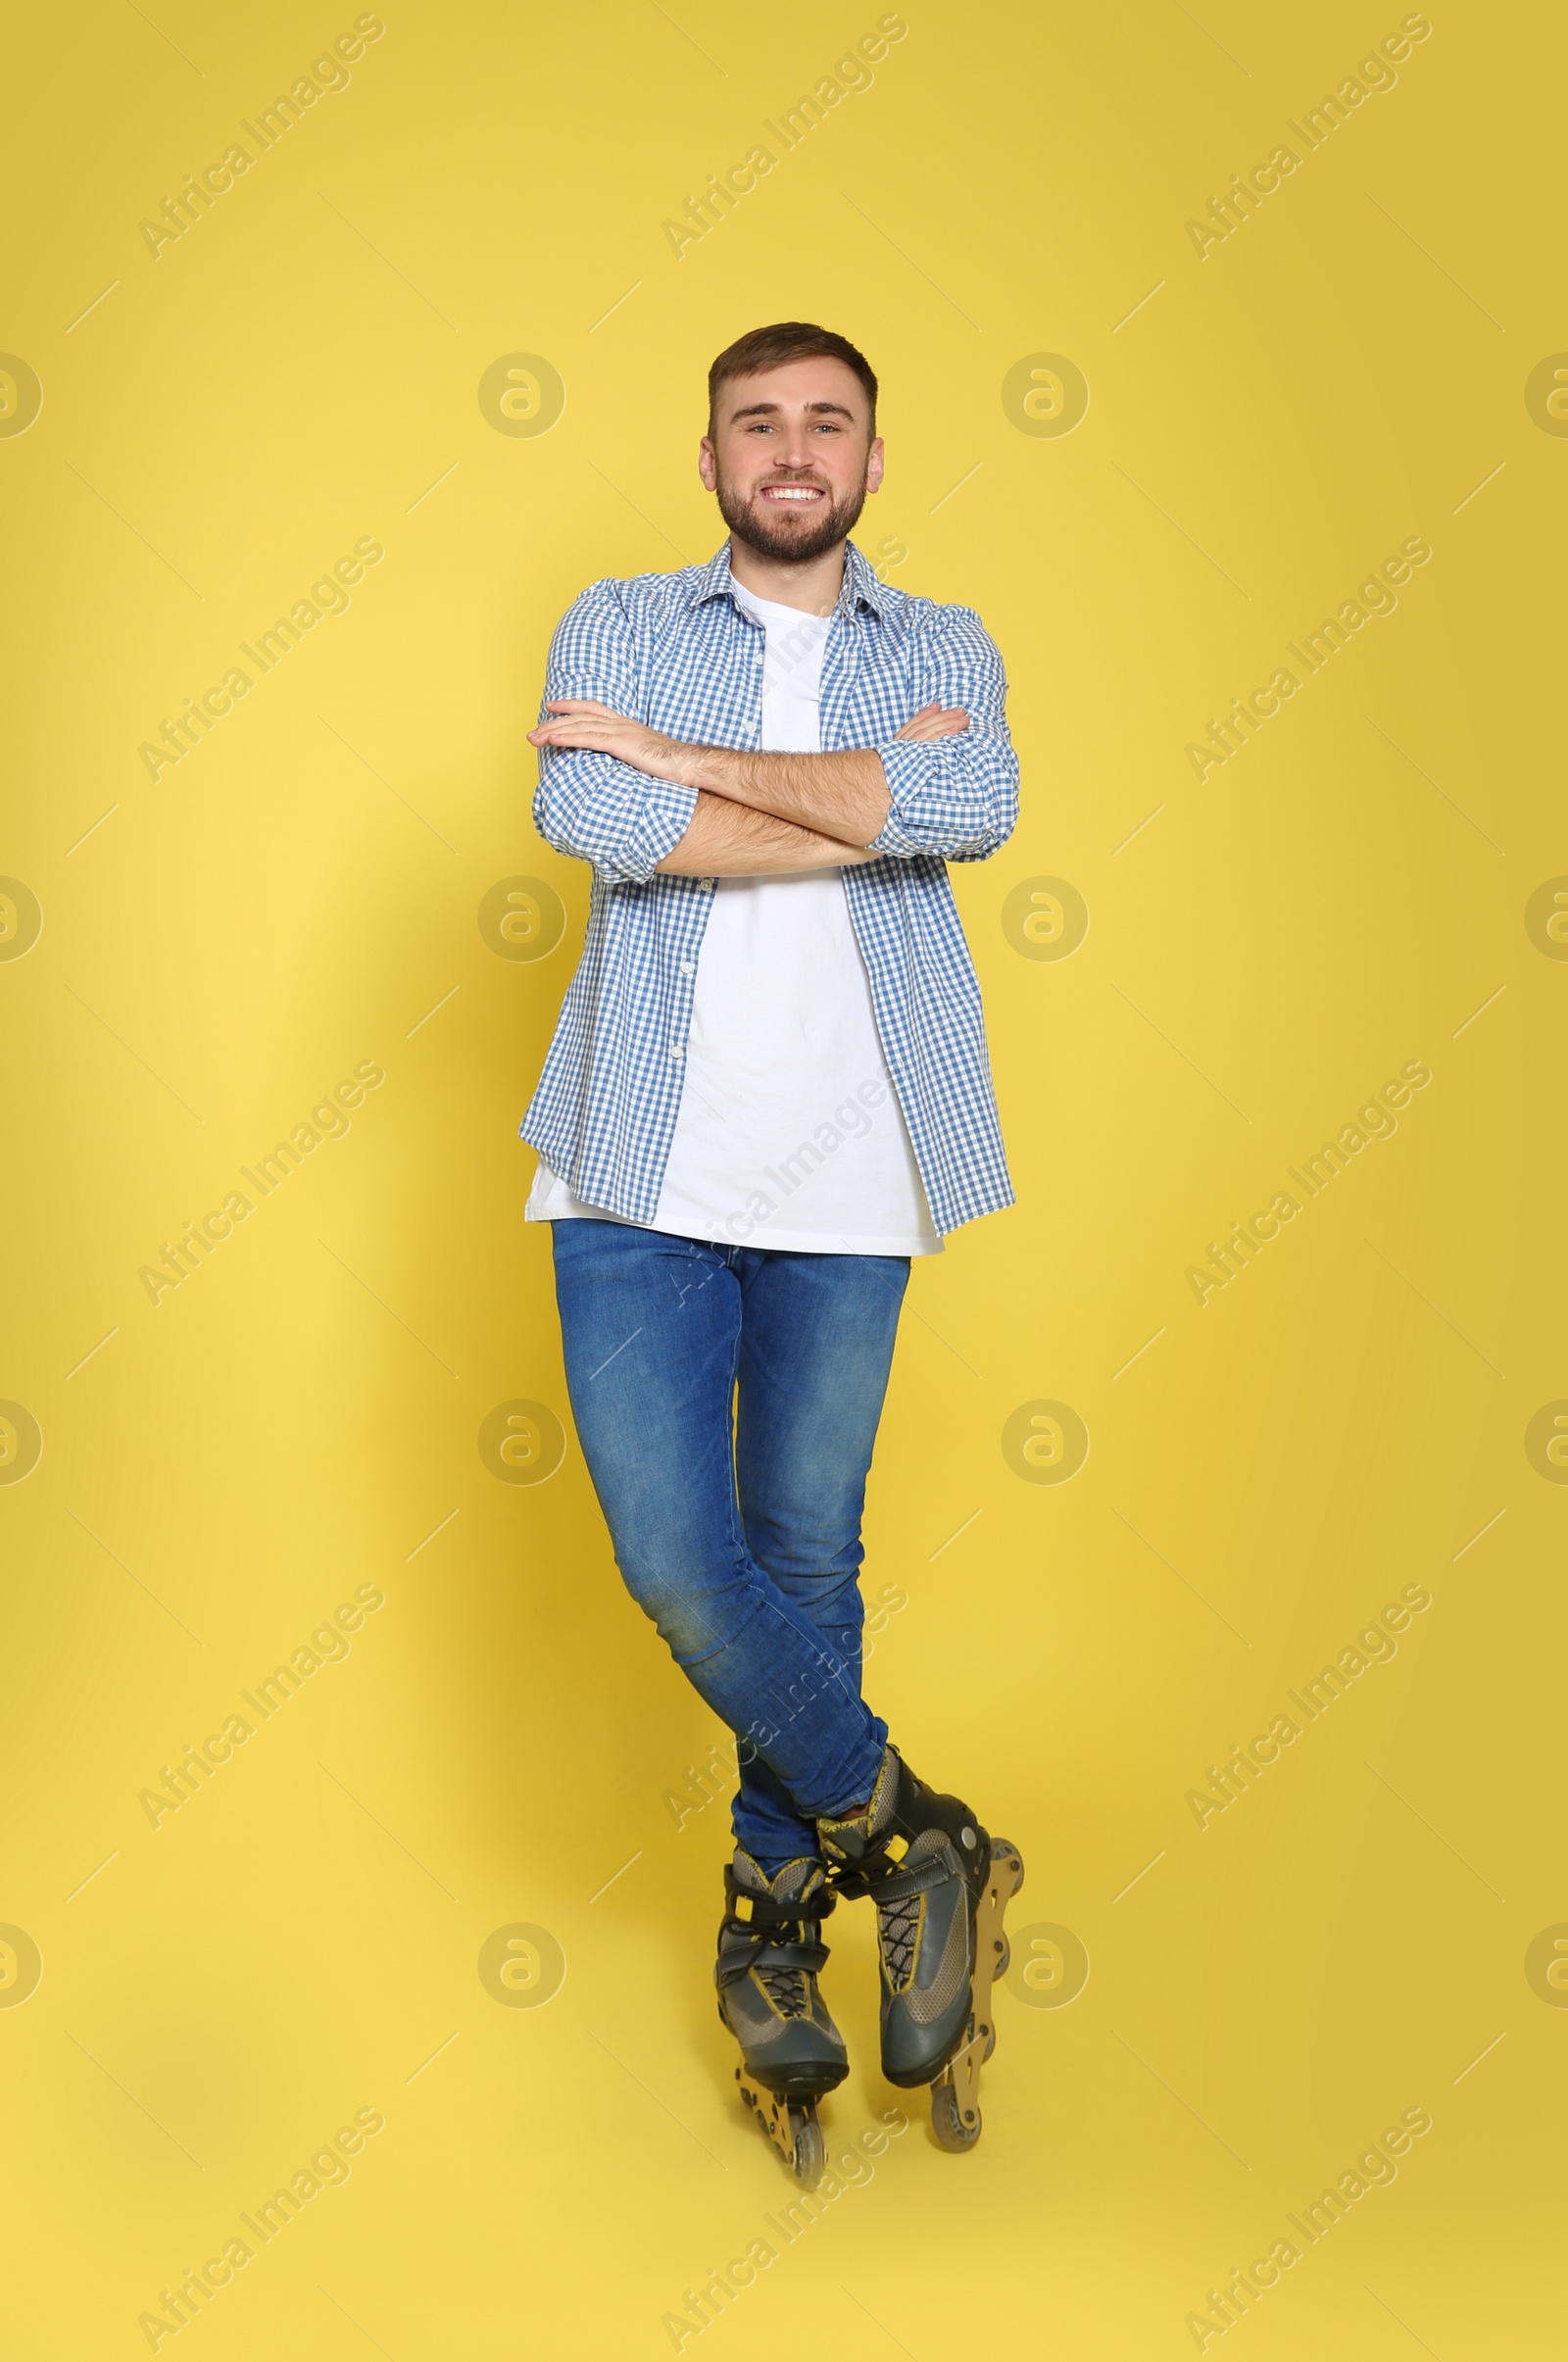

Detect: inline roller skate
[715, 1848, 847, 2187]
[817, 1745, 1023, 2151]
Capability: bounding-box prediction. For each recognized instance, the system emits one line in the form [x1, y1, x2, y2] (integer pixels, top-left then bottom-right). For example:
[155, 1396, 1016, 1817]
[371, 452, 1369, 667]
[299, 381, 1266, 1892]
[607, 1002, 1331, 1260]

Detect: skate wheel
[930, 2082, 982, 2152]
[981, 2020, 996, 2063]
[993, 1936, 1010, 1978]
[791, 2112, 825, 2189]
[991, 1838, 1024, 1895]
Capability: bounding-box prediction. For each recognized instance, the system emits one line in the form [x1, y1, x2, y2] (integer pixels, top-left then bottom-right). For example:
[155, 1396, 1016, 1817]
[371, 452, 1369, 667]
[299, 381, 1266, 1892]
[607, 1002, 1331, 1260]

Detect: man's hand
[894, 702, 970, 743]
[528, 700, 700, 784]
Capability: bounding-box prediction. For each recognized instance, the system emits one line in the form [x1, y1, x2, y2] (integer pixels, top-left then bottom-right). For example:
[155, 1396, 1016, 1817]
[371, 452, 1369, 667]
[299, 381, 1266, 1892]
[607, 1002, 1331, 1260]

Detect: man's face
[699, 357, 883, 564]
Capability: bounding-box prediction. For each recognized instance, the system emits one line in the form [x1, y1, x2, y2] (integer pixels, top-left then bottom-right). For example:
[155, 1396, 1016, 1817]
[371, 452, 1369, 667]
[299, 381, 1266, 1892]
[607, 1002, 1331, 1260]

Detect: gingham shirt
[519, 538, 1017, 1237]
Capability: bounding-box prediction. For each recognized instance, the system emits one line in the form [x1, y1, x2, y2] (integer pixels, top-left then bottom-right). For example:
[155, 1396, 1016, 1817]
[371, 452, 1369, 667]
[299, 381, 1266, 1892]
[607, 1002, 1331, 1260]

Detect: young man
[521, 322, 1023, 2179]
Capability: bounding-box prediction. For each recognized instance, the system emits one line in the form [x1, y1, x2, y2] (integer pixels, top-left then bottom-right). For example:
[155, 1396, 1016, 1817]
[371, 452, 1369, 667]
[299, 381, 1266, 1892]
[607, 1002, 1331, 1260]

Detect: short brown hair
[707, 321, 877, 436]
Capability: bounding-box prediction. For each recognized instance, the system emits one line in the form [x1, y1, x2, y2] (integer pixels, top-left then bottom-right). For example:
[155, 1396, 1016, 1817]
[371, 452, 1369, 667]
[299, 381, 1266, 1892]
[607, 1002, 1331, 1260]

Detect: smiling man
[520, 322, 1024, 2180]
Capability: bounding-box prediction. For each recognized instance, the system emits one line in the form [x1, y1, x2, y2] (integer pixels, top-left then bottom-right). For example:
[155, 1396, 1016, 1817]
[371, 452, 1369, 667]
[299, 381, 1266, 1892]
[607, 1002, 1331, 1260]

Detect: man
[521, 322, 1023, 2179]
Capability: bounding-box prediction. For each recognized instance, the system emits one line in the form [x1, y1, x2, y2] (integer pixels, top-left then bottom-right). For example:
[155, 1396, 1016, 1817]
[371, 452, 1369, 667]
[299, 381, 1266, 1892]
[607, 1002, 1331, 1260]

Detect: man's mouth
[758, 482, 826, 506]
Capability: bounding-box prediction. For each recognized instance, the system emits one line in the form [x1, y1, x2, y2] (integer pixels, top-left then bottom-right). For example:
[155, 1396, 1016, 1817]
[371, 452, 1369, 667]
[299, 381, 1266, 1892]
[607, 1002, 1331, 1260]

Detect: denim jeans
[551, 1219, 908, 1870]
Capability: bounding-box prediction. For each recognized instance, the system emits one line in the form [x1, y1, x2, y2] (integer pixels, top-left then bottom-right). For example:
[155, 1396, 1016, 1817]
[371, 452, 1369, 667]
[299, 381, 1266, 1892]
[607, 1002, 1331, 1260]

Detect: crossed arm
[527, 699, 967, 874]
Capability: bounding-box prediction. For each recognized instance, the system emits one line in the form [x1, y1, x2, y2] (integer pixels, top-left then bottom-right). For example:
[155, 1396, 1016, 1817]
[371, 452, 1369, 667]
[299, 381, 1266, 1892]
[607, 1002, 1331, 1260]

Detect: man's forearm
[677, 744, 891, 847]
[529, 699, 971, 848]
[655, 790, 877, 875]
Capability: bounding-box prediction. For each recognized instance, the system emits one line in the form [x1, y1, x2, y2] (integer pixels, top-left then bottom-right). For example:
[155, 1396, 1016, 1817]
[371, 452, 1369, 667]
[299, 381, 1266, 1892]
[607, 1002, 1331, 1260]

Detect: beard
[714, 467, 870, 565]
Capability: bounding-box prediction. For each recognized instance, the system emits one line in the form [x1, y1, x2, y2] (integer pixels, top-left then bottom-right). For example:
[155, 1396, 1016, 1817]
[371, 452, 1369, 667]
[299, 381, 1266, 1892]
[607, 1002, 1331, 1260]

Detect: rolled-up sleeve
[531, 578, 698, 885]
[868, 604, 1019, 863]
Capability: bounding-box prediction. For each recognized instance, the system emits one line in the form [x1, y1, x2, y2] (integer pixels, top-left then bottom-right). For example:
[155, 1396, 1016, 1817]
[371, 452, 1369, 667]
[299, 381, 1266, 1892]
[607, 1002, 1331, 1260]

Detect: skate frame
[735, 2067, 819, 2181]
[932, 1838, 1024, 2136]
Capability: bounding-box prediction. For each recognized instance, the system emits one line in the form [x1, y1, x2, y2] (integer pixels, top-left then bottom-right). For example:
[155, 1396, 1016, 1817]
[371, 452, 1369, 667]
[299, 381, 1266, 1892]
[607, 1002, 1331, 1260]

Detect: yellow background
[4, 0, 1562, 2352]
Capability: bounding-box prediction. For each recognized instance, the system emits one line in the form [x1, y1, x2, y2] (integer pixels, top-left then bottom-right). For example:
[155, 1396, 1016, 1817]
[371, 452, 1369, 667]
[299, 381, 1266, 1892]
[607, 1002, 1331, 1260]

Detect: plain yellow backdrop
[2, 1, 1563, 2353]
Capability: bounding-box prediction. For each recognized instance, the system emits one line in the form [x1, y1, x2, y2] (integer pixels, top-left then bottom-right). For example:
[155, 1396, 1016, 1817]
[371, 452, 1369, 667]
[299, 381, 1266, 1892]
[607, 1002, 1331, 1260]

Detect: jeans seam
[722, 1317, 745, 1566]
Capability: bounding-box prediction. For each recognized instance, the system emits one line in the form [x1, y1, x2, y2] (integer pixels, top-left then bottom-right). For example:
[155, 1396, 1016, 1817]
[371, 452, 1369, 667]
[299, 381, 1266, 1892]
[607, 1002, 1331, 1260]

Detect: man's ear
[698, 436, 718, 492]
[865, 436, 885, 494]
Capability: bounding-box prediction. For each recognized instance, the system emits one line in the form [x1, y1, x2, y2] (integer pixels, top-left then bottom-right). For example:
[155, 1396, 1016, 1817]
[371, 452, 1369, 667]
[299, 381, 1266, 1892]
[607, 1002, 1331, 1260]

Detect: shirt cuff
[618, 771, 700, 883]
[866, 736, 937, 859]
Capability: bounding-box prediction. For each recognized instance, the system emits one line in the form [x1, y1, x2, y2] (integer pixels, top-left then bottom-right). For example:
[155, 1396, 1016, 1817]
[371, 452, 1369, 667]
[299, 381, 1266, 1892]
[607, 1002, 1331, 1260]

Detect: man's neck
[727, 534, 845, 616]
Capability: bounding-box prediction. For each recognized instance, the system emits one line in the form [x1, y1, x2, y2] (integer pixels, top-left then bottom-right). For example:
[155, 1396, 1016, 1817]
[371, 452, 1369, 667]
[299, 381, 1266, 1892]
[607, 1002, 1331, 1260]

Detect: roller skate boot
[816, 1745, 1024, 2151]
[715, 1849, 846, 2188]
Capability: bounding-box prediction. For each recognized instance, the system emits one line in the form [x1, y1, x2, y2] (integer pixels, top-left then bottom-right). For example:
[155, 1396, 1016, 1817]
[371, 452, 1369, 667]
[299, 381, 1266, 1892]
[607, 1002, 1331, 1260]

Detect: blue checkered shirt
[519, 538, 1017, 1236]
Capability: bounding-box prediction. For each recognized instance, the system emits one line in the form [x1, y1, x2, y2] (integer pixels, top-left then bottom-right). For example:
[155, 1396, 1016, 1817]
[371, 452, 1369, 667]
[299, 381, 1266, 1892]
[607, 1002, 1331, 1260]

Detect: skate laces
[755, 1956, 810, 2017]
[877, 1889, 924, 1993]
[728, 1852, 829, 2019]
[872, 1829, 951, 1990]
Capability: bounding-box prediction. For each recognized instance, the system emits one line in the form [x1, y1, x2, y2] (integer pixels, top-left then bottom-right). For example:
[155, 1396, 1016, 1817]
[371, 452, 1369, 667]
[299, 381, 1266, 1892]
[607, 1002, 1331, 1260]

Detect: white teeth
[763, 486, 821, 500]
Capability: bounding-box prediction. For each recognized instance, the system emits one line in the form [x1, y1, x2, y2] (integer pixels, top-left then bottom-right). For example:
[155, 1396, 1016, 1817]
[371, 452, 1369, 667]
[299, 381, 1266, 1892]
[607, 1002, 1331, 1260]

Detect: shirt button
[670, 1045, 684, 1060]
[698, 876, 714, 891]
[680, 960, 695, 975]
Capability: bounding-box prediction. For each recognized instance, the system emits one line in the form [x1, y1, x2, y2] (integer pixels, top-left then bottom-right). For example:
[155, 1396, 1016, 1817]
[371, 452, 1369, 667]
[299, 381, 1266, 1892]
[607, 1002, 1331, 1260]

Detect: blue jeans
[551, 1220, 908, 1870]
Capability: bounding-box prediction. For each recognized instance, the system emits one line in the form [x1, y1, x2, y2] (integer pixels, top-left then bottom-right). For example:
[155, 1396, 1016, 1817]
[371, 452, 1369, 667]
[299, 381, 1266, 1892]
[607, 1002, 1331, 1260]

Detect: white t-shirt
[527, 580, 940, 1255]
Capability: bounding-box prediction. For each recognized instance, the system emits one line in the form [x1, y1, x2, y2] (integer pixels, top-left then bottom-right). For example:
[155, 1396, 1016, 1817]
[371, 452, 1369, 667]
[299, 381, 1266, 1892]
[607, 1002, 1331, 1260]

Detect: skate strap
[828, 1845, 954, 1906]
[714, 1933, 831, 1989]
[726, 1884, 837, 1932]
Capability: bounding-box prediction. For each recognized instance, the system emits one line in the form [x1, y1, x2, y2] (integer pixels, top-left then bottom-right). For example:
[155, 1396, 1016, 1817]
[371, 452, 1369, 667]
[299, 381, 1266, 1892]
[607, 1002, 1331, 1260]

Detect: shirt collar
[688, 536, 884, 621]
